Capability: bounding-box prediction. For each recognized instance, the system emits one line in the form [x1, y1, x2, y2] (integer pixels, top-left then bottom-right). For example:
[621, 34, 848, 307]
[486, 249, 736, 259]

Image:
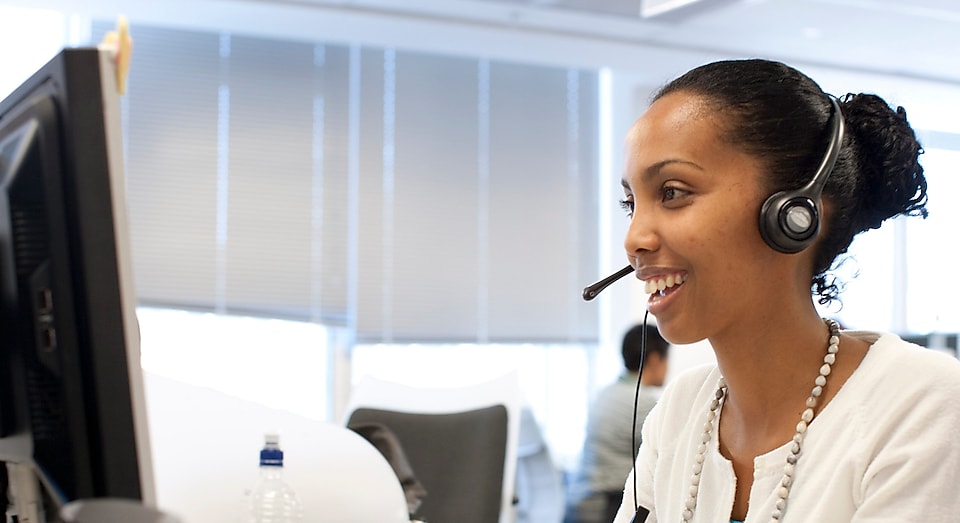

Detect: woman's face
[621, 92, 788, 345]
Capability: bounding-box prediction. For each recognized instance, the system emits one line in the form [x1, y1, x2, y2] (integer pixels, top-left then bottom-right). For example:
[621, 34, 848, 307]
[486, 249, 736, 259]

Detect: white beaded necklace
[681, 319, 841, 523]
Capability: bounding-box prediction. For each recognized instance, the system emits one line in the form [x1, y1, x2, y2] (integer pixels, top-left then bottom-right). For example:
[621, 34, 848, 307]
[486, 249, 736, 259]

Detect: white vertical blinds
[359, 51, 485, 342]
[118, 28, 222, 311]
[96, 22, 600, 343]
[485, 62, 599, 342]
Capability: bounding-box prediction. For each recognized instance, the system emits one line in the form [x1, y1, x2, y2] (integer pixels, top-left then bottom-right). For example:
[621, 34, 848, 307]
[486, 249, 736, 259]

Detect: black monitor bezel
[0, 47, 154, 514]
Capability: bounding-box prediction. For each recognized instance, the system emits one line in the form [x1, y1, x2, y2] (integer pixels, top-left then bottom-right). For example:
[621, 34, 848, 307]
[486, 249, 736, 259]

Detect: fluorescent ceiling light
[641, 0, 702, 18]
[640, 0, 744, 19]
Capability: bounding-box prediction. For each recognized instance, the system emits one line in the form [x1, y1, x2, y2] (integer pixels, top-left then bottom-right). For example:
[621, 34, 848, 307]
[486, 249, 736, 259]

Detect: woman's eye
[661, 185, 689, 203]
[619, 199, 634, 217]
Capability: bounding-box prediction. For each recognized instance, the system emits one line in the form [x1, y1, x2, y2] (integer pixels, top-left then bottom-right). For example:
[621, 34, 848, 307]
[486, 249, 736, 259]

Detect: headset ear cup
[760, 190, 791, 252]
[758, 97, 842, 255]
[759, 190, 820, 254]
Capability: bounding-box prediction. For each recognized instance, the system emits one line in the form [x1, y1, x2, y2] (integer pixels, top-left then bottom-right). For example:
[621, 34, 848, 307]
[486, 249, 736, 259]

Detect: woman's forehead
[632, 93, 717, 139]
[627, 94, 724, 157]
[623, 92, 762, 187]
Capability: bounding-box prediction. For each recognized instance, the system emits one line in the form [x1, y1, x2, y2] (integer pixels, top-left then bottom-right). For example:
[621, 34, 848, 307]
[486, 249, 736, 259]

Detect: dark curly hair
[652, 59, 928, 304]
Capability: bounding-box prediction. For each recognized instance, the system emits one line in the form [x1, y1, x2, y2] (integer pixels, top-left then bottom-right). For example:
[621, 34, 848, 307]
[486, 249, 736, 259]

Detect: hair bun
[838, 93, 928, 232]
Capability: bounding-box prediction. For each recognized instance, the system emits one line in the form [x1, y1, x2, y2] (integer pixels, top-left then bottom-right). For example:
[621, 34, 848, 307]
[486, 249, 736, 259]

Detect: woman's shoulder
[846, 331, 960, 405]
[832, 332, 960, 473]
[853, 331, 960, 378]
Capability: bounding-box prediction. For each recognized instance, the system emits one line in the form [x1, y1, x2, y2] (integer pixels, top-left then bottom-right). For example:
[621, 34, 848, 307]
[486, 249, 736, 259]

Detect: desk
[144, 372, 409, 523]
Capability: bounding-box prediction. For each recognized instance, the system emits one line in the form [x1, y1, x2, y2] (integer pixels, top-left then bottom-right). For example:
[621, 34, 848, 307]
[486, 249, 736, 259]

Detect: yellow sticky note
[99, 15, 133, 95]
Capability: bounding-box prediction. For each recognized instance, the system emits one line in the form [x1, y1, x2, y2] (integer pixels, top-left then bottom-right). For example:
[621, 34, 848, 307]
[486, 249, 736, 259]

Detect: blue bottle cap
[260, 447, 284, 467]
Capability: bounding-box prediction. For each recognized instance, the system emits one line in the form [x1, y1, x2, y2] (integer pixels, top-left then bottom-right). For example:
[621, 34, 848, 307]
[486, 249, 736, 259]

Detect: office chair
[349, 405, 508, 523]
[343, 372, 521, 523]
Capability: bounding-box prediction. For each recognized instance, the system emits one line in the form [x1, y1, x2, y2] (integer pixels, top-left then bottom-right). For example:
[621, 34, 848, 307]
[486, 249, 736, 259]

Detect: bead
[680, 319, 839, 523]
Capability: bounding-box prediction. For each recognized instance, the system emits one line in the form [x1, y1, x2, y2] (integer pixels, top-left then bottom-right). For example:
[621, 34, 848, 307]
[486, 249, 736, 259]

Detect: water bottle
[249, 433, 304, 523]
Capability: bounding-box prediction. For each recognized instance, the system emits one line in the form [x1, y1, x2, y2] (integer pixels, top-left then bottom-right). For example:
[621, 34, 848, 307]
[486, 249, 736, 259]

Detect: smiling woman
[613, 59, 960, 523]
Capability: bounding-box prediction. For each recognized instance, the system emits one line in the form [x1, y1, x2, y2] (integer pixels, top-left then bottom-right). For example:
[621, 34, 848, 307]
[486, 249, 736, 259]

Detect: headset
[759, 97, 845, 254]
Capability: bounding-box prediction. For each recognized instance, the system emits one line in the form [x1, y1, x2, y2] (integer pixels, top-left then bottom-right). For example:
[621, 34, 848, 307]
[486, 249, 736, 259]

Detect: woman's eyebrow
[623, 158, 704, 188]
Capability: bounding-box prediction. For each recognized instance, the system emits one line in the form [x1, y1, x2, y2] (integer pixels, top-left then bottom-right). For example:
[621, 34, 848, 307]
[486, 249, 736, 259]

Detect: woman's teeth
[644, 273, 686, 295]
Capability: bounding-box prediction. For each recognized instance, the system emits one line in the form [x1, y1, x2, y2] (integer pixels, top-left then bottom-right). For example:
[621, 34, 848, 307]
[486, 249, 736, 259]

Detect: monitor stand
[4, 464, 178, 523]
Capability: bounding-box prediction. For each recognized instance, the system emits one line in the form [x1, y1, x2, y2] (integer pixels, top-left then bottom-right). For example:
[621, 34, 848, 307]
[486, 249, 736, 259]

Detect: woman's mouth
[644, 273, 686, 296]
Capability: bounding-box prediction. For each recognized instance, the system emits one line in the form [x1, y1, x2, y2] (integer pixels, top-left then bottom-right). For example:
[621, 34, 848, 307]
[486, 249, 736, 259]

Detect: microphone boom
[582, 264, 635, 301]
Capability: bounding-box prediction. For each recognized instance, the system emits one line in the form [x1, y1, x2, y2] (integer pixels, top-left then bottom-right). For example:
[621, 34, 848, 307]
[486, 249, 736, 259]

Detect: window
[91, 22, 602, 345]
[0, 7, 65, 99]
[94, 21, 604, 465]
[905, 146, 960, 334]
[828, 142, 960, 337]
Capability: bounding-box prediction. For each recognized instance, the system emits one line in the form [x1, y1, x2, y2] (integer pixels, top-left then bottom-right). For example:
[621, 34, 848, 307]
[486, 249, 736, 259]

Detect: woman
[614, 59, 960, 522]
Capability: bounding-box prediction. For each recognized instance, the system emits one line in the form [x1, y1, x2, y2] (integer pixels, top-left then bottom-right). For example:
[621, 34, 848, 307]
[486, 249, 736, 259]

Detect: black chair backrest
[348, 405, 508, 523]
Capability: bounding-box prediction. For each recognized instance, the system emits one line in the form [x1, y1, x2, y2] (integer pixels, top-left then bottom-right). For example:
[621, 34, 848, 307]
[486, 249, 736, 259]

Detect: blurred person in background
[564, 323, 669, 523]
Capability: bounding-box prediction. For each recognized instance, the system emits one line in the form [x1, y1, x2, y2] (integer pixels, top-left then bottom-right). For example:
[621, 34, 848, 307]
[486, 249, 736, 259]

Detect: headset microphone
[582, 264, 635, 301]
[759, 97, 845, 254]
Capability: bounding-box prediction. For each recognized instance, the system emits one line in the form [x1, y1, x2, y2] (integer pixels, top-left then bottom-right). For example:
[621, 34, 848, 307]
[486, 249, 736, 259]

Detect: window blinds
[97, 22, 600, 343]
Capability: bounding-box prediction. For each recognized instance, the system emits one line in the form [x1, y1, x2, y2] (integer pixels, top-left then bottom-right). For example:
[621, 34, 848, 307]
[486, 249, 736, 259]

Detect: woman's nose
[624, 211, 660, 256]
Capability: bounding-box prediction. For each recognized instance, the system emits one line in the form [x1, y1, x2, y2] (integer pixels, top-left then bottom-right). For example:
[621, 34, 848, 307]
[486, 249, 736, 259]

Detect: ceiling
[8, 0, 960, 85]
[456, 0, 960, 84]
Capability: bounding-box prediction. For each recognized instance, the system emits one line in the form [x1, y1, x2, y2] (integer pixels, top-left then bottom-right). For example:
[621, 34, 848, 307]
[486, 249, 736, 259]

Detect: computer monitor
[0, 46, 155, 521]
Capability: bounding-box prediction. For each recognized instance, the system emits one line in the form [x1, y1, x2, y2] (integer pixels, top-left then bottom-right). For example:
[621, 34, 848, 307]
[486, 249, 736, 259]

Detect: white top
[614, 332, 960, 523]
